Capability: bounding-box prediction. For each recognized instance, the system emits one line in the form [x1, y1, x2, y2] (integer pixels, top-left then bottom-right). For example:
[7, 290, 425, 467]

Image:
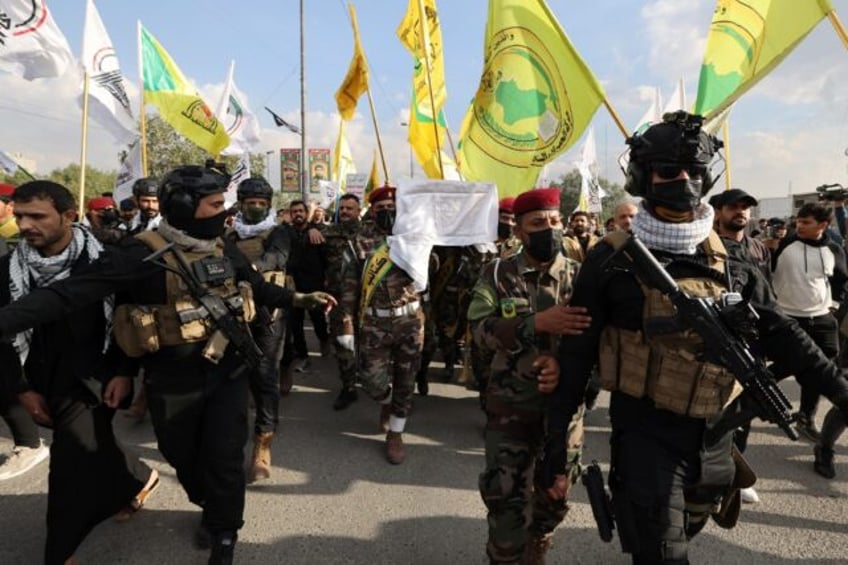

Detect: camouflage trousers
[329, 308, 357, 389]
[479, 406, 585, 564]
[359, 309, 424, 418]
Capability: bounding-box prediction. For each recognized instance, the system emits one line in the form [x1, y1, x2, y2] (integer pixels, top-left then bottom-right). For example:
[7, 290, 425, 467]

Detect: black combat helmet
[158, 165, 230, 227]
[132, 177, 159, 198]
[237, 177, 273, 201]
[624, 111, 723, 200]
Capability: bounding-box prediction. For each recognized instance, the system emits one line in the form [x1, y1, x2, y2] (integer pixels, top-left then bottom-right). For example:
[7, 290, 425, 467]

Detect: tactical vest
[597, 232, 741, 418]
[225, 227, 287, 289]
[112, 231, 255, 358]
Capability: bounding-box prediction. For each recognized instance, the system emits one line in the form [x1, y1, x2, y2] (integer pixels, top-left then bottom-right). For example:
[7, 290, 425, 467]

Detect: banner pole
[137, 21, 149, 176]
[78, 72, 91, 219]
[827, 9, 848, 50]
[723, 116, 732, 190]
[603, 97, 629, 138]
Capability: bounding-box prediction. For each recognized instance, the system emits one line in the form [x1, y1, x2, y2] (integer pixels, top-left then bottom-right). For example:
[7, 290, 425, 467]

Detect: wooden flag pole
[417, 0, 445, 179]
[723, 116, 732, 190]
[603, 97, 629, 138]
[78, 72, 91, 219]
[137, 21, 149, 177]
[827, 10, 848, 50]
[365, 87, 390, 186]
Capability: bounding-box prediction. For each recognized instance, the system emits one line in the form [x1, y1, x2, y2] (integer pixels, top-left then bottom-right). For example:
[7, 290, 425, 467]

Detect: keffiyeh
[631, 202, 715, 255]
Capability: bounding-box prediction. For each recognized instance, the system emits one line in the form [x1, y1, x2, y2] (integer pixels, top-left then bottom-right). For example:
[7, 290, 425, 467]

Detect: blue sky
[3, 0, 848, 200]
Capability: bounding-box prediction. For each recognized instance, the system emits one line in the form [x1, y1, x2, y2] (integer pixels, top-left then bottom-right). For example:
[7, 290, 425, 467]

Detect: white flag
[318, 180, 339, 209]
[389, 179, 498, 290]
[0, 0, 74, 80]
[662, 77, 687, 115]
[80, 0, 135, 144]
[0, 149, 18, 175]
[634, 87, 663, 135]
[575, 128, 603, 214]
[113, 139, 143, 203]
[535, 164, 552, 189]
[214, 61, 262, 156]
[224, 153, 251, 206]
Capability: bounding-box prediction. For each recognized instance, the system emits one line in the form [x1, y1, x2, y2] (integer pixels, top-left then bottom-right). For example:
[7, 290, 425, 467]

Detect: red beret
[0, 183, 15, 199]
[369, 185, 395, 204]
[513, 187, 560, 216]
[87, 196, 116, 211]
[498, 197, 516, 214]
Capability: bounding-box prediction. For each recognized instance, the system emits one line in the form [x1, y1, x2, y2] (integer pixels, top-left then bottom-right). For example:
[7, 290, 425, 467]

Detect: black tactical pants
[791, 313, 840, 417]
[608, 393, 713, 565]
[144, 356, 249, 534]
[250, 315, 286, 434]
[0, 389, 41, 448]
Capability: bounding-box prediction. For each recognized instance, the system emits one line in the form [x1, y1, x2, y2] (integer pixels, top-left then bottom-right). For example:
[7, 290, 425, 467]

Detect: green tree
[552, 169, 628, 221]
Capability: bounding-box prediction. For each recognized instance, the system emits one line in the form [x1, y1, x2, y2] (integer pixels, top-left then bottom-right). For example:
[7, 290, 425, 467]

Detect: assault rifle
[143, 243, 263, 378]
[607, 234, 798, 441]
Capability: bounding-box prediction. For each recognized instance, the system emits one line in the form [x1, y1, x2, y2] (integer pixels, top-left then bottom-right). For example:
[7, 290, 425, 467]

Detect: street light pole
[300, 0, 309, 201]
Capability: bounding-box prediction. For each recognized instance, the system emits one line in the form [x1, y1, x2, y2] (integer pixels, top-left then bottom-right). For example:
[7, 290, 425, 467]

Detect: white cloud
[640, 0, 711, 81]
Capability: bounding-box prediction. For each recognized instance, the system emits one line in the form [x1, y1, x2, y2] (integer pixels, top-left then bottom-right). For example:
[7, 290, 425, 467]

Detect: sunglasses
[651, 162, 708, 180]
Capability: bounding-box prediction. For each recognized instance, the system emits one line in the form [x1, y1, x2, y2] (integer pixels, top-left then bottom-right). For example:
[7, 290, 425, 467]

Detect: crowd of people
[0, 111, 846, 565]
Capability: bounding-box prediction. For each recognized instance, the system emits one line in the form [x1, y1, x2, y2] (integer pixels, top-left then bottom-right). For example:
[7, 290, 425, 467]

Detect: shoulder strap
[135, 230, 169, 251]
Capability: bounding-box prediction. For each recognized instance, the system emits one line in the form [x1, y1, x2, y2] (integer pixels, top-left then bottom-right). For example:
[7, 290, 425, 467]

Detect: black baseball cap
[708, 188, 758, 209]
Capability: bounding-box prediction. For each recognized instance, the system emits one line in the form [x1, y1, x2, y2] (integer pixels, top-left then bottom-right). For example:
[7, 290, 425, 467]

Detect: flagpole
[416, 0, 444, 179]
[300, 0, 309, 201]
[137, 21, 149, 176]
[827, 9, 848, 50]
[78, 72, 91, 218]
[723, 117, 732, 190]
[365, 87, 390, 185]
[603, 98, 629, 138]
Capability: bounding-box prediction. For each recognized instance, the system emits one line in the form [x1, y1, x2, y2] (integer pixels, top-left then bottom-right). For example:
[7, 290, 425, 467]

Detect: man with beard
[348, 186, 424, 464]
[223, 177, 290, 483]
[709, 189, 770, 281]
[85, 196, 125, 244]
[322, 194, 362, 410]
[547, 112, 848, 564]
[563, 210, 599, 262]
[0, 181, 158, 565]
[468, 187, 591, 564]
[285, 200, 330, 372]
[0, 165, 335, 564]
[129, 177, 161, 233]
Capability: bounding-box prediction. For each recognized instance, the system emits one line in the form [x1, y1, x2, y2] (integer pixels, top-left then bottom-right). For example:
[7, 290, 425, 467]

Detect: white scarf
[631, 202, 715, 255]
[232, 212, 277, 240]
[9, 224, 113, 365]
[156, 218, 220, 253]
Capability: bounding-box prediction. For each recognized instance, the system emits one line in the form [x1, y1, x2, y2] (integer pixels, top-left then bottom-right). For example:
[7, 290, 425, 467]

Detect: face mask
[647, 179, 703, 212]
[375, 209, 395, 233]
[497, 222, 512, 240]
[526, 228, 562, 263]
[184, 210, 228, 240]
[242, 204, 268, 225]
[100, 209, 119, 227]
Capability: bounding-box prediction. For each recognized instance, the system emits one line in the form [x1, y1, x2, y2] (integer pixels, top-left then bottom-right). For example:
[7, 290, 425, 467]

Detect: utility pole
[300, 0, 309, 201]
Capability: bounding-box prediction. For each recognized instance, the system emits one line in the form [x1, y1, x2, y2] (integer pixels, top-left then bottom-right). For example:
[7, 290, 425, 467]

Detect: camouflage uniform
[416, 251, 442, 392]
[351, 221, 424, 418]
[497, 235, 522, 259]
[468, 250, 584, 564]
[322, 220, 361, 390]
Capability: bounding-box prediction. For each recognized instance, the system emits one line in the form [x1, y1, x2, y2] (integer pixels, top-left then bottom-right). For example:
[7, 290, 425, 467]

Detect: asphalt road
[0, 343, 846, 564]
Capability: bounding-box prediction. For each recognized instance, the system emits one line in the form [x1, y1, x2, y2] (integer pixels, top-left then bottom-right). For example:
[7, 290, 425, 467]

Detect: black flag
[264, 107, 301, 135]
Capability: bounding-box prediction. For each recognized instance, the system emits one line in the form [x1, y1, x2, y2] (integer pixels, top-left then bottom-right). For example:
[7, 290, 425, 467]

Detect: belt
[368, 301, 420, 318]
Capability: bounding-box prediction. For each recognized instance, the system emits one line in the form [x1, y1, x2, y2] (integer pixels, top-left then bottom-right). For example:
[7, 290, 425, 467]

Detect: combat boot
[379, 403, 392, 434]
[248, 432, 273, 483]
[814, 445, 836, 479]
[520, 533, 552, 565]
[385, 431, 405, 464]
[333, 387, 358, 411]
[208, 531, 237, 565]
[415, 370, 429, 396]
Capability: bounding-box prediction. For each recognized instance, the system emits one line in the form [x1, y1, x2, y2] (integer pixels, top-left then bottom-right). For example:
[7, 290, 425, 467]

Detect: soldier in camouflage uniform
[415, 250, 441, 396]
[348, 186, 424, 464]
[322, 193, 362, 410]
[468, 188, 592, 565]
[223, 177, 290, 483]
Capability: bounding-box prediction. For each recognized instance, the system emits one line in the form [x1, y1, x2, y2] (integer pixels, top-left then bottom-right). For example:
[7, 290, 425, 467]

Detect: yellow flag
[398, 0, 449, 179]
[457, 0, 605, 197]
[694, 0, 832, 120]
[140, 24, 229, 155]
[364, 149, 379, 203]
[335, 3, 370, 120]
[333, 120, 357, 192]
